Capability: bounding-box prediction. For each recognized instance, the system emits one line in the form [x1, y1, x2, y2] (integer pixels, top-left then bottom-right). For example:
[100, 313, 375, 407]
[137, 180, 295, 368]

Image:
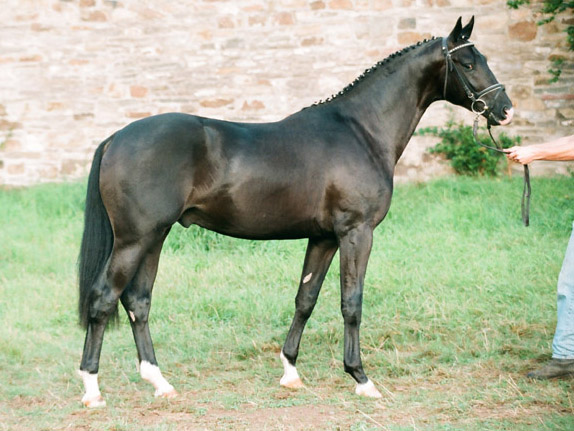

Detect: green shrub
[417, 120, 521, 176]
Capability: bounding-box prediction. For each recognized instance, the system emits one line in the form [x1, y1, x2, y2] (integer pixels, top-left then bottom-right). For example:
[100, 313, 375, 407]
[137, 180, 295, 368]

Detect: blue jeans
[552, 221, 574, 359]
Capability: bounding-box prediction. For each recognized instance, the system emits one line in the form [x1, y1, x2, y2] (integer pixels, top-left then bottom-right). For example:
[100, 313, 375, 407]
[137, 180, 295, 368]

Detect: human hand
[503, 146, 539, 165]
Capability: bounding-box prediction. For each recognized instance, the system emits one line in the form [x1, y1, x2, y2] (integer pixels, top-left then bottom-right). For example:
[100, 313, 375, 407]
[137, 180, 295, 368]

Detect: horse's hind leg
[120, 231, 177, 399]
[280, 238, 338, 389]
[79, 238, 157, 407]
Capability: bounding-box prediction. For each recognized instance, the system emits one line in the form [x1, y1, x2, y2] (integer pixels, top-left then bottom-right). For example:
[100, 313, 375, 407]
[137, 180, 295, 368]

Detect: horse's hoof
[355, 379, 382, 399]
[155, 388, 178, 399]
[280, 376, 305, 389]
[279, 350, 304, 389]
[82, 395, 106, 408]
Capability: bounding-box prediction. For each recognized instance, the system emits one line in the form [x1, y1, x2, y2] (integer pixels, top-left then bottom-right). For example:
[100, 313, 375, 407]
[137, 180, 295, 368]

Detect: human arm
[504, 135, 574, 165]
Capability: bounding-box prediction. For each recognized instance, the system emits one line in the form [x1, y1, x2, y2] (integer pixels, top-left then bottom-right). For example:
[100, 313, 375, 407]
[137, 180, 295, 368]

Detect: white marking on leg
[129, 310, 136, 322]
[355, 379, 383, 398]
[280, 350, 304, 388]
[140, 361, 177, 398]
[77, 370, 106, 408]
[302, 272, 313, 284]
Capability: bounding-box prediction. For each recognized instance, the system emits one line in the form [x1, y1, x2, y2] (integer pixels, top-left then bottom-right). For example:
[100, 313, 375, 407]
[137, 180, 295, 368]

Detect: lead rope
[473, 115, 531, 226]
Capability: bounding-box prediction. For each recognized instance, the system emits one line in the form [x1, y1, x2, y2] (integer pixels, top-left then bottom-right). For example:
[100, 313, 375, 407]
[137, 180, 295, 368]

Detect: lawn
[1, 176, 573, 430]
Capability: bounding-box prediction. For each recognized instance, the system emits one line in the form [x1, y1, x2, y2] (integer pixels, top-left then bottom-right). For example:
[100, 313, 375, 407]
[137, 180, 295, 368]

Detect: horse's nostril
[499, 106, 514, 125]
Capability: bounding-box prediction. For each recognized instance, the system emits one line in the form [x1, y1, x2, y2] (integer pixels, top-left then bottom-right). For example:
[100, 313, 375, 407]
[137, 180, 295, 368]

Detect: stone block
[509, 21, 537, 42]
[200, 99, 234, 108]
[82, 10, 107, 22]
[372, 0, 392, 10]
[242, 100, 265, 110]
[218, 16, 235, 28]
[61, 159, 84, 176]
[398, 32, 431, 45]
[0, 119, 21, 130]
[125, 112, 152, 119]
[328, 0, 353, 9]
[399, 18, 416, 30]
[2, 139, 21, 151]
[6, 163, 25, 175]
[274, 12, 295, 26]
[130, 85, 149, 98]
[248, 14, 266, 27]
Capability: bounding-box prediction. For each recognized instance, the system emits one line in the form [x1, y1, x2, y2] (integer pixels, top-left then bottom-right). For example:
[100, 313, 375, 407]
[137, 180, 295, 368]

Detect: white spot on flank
[302, 273, 313, 284]
[140, 361, 175, 397]
[129, 310, 136, 322]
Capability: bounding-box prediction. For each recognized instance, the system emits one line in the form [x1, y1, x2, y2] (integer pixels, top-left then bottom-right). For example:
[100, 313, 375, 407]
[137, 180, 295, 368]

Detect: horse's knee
[341, 302, 362, 326]
[295, 296, 315, 320]
[122, 294, 151, 324]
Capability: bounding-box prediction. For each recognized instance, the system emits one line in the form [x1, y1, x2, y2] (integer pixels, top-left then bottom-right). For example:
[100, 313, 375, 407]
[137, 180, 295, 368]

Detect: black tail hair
[78, 135, 116, 329]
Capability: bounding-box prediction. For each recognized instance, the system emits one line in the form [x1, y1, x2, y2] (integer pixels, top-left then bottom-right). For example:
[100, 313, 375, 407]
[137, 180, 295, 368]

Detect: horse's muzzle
[489, 106, 514, 126]
[499, 107, 514, 126]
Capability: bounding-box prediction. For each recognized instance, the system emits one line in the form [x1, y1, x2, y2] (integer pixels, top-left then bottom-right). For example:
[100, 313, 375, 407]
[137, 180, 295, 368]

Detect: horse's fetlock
[341, 305, 362, 323]
[344, 361, 360, 375]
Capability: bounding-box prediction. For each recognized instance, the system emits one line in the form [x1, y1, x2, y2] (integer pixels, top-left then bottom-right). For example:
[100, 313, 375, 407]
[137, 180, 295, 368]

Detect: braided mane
[307, 36, 438, 108]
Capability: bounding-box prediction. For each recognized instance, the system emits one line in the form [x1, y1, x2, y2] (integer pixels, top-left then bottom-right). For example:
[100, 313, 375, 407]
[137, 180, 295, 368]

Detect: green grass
[1, 176, 574, 430]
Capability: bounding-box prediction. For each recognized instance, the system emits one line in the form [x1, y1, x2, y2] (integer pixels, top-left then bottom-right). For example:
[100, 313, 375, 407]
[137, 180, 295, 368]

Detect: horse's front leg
[338, 224, 382, 398]
[280, 237, 338, 389]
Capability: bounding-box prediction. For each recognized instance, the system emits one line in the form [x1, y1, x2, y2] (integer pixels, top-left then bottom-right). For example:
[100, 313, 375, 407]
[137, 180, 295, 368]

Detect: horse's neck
[335, 40, 443, 166]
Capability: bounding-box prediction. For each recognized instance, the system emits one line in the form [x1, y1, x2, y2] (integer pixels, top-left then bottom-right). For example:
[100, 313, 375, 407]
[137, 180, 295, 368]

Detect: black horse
[78, 17, 513, 407]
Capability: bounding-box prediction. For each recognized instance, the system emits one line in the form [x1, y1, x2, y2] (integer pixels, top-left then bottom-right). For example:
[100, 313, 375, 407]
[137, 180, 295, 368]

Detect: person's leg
[551, 221, 574, 359]
[528, 221, 574, 379]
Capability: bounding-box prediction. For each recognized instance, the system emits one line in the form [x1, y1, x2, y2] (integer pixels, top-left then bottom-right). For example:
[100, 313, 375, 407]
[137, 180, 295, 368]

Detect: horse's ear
[447, 17, 464, 43]
[460, 16, 474, 40]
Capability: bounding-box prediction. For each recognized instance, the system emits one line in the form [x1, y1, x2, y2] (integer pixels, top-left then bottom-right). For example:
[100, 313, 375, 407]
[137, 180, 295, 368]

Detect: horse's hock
[0, 0, 572, 186]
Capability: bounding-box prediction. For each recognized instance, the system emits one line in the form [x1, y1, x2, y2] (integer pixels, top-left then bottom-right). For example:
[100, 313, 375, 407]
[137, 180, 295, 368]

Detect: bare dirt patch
[3, 361, 574, 430]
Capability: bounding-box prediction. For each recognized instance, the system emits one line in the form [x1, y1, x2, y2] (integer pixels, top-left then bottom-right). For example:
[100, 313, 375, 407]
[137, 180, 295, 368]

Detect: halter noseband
[441, 37, 504, 117]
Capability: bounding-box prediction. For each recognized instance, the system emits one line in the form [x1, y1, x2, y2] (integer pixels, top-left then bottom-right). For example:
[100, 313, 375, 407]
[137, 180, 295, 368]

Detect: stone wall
[0, 0, 572, 186]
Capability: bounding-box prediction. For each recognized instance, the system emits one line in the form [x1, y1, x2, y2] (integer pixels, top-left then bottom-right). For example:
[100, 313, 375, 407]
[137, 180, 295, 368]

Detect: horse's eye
[465, 64, 474, 70]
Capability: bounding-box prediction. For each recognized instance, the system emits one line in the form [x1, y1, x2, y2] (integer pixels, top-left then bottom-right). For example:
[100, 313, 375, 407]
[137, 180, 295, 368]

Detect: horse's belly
[179, 198, 323, 240]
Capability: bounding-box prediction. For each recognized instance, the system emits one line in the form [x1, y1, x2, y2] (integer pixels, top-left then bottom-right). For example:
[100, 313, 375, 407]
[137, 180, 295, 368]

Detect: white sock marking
[355, 379, 383, 398]
[78, 370, 106, 407]
[280, 350, 302, 386]
[140, 361, 175, 397]
[302, 272, 313, 284]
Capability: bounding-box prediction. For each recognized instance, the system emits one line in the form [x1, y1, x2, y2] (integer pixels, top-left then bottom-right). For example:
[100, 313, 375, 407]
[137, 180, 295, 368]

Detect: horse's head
[442, 17, 513, 126]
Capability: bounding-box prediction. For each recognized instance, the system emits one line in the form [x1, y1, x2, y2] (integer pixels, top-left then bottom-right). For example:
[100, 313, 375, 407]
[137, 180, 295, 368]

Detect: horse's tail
[78, 135, 116, 329]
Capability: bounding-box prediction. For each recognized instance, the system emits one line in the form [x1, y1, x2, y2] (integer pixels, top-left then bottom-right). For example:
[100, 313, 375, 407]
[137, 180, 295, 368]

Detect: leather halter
[441, 37, 531, 227]
[441, 37, 505, 118]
